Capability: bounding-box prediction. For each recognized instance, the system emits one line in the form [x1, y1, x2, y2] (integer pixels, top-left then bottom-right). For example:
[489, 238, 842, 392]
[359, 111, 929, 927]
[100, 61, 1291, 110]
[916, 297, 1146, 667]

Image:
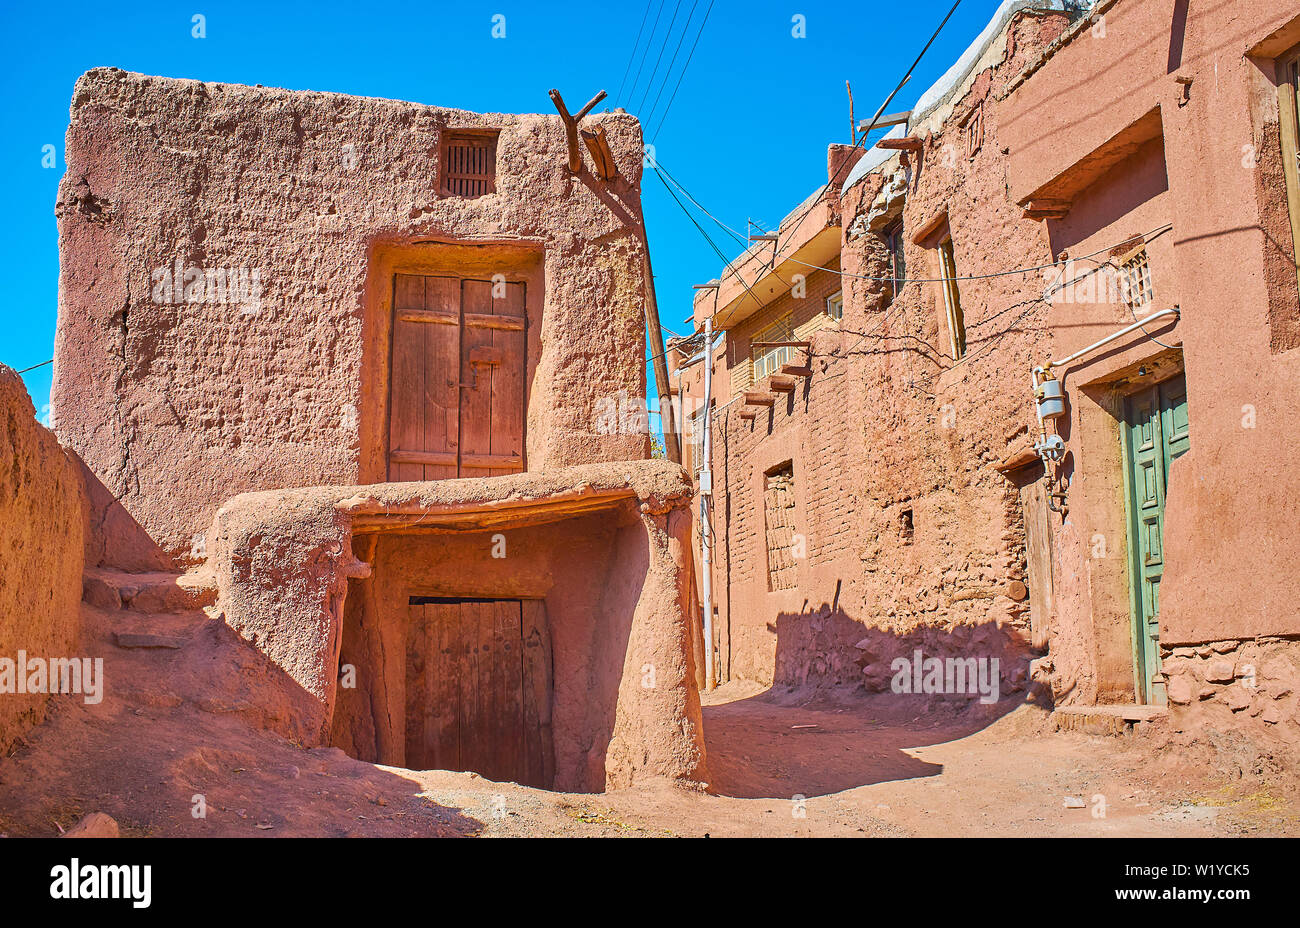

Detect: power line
[643, 0, 701, 131]
[626, 0, 668, 108]
[648, 0, 714, 142]
[635, 0, 685, 116]
[655, 157, 1173, 286]
[615, 1, 656, 105]
[616, 2, 655, 103]
[777, 0, 963, 254]
[15, 359, 53, 375]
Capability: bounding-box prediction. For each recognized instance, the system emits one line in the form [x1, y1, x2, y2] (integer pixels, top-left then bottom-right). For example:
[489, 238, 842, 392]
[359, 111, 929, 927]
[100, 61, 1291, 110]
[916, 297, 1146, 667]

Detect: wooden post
[643, 244, 681, 465]
[548, 88, 607, 173]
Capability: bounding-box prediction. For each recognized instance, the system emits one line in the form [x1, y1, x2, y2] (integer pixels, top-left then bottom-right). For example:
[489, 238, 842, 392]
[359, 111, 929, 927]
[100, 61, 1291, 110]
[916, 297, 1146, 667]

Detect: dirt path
[1, 605, 1295, 838]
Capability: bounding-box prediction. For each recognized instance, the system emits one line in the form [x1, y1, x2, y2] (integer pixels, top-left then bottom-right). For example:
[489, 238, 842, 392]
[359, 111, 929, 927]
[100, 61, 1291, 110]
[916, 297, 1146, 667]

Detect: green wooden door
[1123, 374, 1190, 705]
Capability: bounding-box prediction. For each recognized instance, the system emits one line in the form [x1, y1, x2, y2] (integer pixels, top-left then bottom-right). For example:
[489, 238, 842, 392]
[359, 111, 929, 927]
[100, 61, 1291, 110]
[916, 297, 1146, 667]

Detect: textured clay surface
[0, 364, 86, 752]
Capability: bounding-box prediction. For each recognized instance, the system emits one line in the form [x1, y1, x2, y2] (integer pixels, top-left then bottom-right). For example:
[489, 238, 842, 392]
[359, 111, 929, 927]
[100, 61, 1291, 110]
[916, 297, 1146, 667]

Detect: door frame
[385, 273, 528, 480]
[1118, 371, 1187, 705]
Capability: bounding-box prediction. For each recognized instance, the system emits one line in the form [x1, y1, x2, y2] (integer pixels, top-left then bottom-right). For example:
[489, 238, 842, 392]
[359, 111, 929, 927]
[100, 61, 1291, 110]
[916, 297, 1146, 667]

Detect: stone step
[83, 568, 217, 614]
[1052, 704, 1167, 736]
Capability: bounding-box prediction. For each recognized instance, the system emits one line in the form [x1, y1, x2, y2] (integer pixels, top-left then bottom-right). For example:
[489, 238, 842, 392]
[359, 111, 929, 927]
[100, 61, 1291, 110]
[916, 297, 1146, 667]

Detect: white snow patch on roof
[841, 124, 906, 195]
[911, 0, 1067, 121]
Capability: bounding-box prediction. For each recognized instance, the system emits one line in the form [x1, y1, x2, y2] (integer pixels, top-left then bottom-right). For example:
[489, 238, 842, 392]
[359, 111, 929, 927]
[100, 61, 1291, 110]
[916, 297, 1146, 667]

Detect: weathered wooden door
[1010, 461, 1055, 650]
[388, 275, 526, 480]
[405, 598, 554, 788]
[1123, 374, 1190, 706]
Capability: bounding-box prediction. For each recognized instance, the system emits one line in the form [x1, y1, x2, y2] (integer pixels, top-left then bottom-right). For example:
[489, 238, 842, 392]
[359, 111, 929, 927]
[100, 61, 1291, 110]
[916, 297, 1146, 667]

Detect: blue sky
[1, 0, 1002, 419]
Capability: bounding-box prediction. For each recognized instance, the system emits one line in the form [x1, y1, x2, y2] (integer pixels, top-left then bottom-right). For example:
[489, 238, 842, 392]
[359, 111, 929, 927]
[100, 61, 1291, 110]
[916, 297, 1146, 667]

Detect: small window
[689, 402, 709, 478]
[763, 462, 798, 592]
[440, 131, 498, 198]
[1276, 46, 1300, 291]
[1118, 246, 1154, 309]
[938, 236, 966, 359]
[826, 291, 844, 321]
[883, 220, 906, 308]
[899, 508, 914, 544]
[752, 313, 795, 381]
[963, 101, 985, 159]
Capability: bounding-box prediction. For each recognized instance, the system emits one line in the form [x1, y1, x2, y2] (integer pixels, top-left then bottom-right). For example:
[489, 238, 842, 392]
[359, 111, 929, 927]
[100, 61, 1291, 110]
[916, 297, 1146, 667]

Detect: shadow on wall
[703, 607, 1046, 799]
[77, 458, 171, 571]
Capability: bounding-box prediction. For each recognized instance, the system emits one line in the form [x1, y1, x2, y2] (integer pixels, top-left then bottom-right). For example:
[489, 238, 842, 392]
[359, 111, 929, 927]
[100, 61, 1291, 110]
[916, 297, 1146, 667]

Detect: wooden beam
[860, 110, 910, 130]
[397, 309, 459, 325]
[769, 375, 796, 394]
[743, 392, 775, 407]
[780, 363, 813, 377]
[548, 88, 607, 173]
[580, 124, 619, 181]
[875, 136, 923, 152]
[1021, 198, 1071, 221]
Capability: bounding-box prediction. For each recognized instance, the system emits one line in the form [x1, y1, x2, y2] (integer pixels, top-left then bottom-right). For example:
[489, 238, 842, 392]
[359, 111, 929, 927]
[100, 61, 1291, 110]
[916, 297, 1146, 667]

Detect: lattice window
[1119, 247, 1154, 309]
[752, 313, 795, 381]
[764, 463, 798, 592]
[440, 132, 498, 198]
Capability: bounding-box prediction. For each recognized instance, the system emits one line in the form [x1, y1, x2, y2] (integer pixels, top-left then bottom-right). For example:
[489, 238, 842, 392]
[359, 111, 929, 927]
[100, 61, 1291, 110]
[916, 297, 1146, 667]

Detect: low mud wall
[0, 365, 86, 752]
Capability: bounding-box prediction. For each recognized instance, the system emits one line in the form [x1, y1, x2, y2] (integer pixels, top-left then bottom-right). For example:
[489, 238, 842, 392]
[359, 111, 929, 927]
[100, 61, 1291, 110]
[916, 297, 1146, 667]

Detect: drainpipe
[1044, 307, 1180, 372]
[700, 312, 716, 690]
[1031, 307, 1181, 511]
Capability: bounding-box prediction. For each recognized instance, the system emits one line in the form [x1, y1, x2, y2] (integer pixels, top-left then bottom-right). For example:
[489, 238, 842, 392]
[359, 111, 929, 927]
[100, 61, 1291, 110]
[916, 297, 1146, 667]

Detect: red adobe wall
[53, 69, 651, 567]
[1001, 0, 1300, 648]
[0, 366, 86, 752]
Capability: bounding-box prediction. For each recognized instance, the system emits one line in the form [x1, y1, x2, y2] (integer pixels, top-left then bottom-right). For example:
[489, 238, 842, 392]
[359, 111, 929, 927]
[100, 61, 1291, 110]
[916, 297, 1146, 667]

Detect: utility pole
[692, 280, 721, 690]
[700, 311, 715, 689]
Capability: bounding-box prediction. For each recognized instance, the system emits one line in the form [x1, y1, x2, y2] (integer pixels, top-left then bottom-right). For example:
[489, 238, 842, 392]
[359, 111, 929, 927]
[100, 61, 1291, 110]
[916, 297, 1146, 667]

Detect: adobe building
[51, 68, 707, 792]
[675, 0, 1300, 748]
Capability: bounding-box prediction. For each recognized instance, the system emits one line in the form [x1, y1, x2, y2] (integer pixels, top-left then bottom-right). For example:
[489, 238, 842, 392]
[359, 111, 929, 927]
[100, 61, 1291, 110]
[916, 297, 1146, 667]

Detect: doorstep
[1052, 704, 1168, 736]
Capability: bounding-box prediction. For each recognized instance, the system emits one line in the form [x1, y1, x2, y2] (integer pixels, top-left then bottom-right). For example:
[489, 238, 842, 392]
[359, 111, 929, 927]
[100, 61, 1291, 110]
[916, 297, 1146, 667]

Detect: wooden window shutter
[440, 131, 498, 198]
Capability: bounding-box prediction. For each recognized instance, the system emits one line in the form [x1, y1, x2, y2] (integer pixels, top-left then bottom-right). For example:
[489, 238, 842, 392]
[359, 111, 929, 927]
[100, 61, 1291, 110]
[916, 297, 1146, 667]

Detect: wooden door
[1010, 461, 1055, 651]
[1123, 374, 1189, 706]
[460, 280, 526, 478]
[388, 276, 525, 480]
[405, 598, 554, 788]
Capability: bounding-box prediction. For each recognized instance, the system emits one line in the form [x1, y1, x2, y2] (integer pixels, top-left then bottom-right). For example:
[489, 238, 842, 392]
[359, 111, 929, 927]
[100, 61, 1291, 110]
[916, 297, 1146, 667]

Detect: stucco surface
[0, 365, 86, 751]
[53, 68, 650, 564]
[209, 460, 707, 790]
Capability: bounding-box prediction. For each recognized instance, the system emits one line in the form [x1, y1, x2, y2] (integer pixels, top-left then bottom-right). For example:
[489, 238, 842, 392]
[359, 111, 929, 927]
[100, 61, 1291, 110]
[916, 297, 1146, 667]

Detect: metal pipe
[1046, 308, 1179, 371]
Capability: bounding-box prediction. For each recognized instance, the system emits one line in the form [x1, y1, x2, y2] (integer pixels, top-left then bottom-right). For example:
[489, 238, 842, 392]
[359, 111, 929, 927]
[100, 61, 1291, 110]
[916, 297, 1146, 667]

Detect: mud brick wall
[0, 366, 86, 752]
[707, 10, 1068, 693]
[53, 69, 651, 565]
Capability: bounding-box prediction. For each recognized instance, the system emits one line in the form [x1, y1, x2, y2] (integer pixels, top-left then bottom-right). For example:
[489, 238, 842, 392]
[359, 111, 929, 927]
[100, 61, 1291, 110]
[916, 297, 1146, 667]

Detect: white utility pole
[700, 313, 715, 690]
